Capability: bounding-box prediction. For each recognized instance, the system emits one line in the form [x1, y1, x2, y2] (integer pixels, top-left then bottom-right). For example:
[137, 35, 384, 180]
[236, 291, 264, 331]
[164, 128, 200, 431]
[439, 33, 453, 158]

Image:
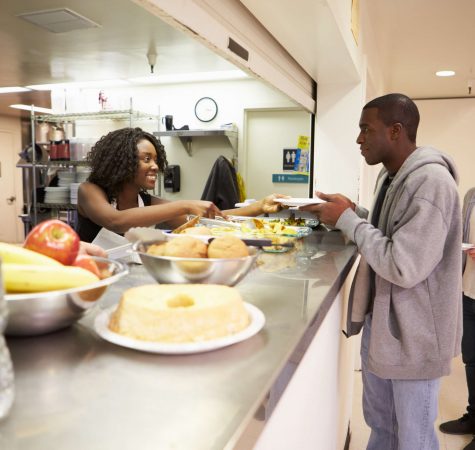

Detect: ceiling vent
[16, 8, 100, 33]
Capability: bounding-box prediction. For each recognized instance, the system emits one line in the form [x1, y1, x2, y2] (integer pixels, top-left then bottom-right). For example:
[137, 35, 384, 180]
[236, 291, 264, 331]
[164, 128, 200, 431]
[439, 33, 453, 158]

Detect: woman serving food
[77, 127, 286, 242]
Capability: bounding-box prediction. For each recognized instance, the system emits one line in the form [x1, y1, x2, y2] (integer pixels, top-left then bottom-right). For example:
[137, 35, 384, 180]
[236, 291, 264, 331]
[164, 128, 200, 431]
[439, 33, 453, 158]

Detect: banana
[0, 242, 61, 266]
[3, 264, 100, 293]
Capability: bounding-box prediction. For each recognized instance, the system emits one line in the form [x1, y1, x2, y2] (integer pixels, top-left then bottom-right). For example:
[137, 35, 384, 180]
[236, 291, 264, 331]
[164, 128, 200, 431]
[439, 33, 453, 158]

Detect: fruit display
[24, 219, 80, 265]
[3, 264, 99, 293]
[72, 255, 102, 278]
[0, 242, 61, 266]
[0, 220, 104, 294]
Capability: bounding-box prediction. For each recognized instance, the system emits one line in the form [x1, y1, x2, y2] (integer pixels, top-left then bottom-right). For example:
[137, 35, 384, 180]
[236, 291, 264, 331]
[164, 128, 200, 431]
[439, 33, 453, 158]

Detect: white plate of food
[274, 197, 326, 207]
[462, 243, 475, 251]
[94, 302, 265, 354]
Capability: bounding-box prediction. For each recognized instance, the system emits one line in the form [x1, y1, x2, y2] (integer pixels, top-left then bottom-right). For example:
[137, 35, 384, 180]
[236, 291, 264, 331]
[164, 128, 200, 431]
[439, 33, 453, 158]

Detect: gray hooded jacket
[463, 188, 475, 271]
[337, 146, 462, 379]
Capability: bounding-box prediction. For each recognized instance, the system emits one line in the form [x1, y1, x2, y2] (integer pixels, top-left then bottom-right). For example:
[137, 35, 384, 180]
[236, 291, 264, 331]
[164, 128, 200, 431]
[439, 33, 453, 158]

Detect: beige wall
[415, 98, 475, 199]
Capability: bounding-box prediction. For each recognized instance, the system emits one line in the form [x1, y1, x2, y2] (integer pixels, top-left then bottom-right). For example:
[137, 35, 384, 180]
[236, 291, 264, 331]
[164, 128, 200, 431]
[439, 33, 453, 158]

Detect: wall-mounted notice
[297, 135, 309, 150]
[272, 173, 309, 184]
[283, 148, 298, 171]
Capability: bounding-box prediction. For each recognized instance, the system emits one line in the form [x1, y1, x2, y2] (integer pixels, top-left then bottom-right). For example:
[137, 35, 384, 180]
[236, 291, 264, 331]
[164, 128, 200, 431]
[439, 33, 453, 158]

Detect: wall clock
[194, 97, 218, 122]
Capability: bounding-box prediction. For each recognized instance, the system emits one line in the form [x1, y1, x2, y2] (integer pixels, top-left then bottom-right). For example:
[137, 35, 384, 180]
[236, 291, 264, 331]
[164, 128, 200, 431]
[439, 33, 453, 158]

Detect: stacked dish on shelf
[72, 168, 91, 204]
[70, 183, 81, 204]
[57, 170, 76, 187]
[76, 168, 91, 183]
[43, 169, 91, 205]
[44, 186, 70, 204]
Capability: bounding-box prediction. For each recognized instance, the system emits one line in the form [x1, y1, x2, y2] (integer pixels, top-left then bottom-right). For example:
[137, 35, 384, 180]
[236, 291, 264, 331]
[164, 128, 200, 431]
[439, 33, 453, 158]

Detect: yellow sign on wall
[297, 135, 309, 150]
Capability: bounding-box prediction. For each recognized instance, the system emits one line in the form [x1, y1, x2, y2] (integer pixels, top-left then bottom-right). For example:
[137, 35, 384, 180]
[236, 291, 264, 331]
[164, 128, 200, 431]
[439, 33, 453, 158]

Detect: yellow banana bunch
[3, 264, 100, 293]
[0, 242, 61, 266]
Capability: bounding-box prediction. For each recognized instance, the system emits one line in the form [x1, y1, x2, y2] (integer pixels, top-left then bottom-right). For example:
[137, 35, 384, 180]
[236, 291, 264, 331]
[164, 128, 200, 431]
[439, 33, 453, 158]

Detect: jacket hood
[382, 146, 459, 190]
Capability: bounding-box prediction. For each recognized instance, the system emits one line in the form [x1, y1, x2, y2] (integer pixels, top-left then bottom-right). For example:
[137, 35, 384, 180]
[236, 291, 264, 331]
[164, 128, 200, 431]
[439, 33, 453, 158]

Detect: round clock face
[194, 97, 218, 122]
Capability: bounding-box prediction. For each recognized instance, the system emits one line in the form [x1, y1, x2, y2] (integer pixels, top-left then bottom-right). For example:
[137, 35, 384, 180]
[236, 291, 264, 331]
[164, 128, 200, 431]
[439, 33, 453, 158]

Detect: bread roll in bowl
[163, 236, 208, 258]
[208, 235, 249, 259]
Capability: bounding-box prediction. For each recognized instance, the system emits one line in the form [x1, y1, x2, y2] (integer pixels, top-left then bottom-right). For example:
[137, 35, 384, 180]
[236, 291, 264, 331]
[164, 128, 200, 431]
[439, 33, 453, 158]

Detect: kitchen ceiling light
[436, 70, 455, 77]
[0, 87, 31, 94]
[9, 104, 53, 114]
[27, 80, 129, 90]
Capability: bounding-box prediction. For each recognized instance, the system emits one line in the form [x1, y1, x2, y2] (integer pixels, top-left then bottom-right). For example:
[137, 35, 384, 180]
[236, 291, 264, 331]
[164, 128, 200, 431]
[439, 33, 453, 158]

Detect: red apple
[72, 255, 102, 278]
[24, 219, 80, 265]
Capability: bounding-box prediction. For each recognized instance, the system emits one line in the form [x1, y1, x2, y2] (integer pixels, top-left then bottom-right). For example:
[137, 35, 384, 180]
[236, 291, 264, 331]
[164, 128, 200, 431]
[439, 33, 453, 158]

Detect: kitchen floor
[350, 355, 472, 450]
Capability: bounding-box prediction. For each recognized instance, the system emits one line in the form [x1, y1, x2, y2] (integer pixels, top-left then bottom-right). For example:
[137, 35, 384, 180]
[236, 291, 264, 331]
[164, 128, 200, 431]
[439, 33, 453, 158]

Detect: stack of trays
[44, 187, 70, 204]
[57, 170, 76, 187]
[70, 183, 81, 205]
[76, 168, 91, 183]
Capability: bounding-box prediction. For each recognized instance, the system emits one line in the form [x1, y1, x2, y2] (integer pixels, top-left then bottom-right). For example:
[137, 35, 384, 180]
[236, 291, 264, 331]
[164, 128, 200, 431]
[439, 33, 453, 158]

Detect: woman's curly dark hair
[87, 127, 168, 201]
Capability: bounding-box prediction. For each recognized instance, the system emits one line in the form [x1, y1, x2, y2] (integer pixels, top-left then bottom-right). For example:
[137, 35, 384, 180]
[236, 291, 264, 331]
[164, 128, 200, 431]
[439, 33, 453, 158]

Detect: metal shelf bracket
[154, 129, 238, 157]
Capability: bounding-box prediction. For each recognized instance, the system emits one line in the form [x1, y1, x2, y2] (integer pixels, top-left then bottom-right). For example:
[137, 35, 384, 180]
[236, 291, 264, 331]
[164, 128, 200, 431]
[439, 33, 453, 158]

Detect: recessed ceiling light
[9, 104, 53, 114]
[0, 87, 31, 94]
[436, 70, 455, 77]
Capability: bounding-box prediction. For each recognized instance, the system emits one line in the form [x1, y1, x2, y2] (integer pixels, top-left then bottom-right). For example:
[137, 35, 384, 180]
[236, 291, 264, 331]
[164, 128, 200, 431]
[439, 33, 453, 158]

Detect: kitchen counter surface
[0, 230, 356, 450]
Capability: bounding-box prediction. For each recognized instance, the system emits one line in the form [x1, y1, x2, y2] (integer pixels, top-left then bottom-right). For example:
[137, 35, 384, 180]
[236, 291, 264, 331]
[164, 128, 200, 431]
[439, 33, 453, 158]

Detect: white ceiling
[364, 0, 475, 99]
[0, 0, 236, 117]
[1, 0, 474, 117]
[244, 0, 475, 100]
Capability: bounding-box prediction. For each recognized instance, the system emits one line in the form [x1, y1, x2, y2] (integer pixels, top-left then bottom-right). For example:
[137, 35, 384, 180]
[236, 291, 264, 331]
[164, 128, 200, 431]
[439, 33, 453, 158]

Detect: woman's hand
[260, 193, 289, 214]
[79, 241, 107, 258]
[466, 248, 475, 260]
[185, 200, 223, 219]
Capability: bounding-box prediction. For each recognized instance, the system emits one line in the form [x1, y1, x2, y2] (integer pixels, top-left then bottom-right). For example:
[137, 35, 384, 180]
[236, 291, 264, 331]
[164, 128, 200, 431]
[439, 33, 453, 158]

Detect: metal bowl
[133, 240, 258, 286]
[5, 257, 129, 336]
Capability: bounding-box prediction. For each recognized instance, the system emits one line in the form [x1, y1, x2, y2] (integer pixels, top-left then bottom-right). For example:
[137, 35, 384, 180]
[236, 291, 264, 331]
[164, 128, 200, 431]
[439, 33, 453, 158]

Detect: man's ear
[391, 122, 403, 140]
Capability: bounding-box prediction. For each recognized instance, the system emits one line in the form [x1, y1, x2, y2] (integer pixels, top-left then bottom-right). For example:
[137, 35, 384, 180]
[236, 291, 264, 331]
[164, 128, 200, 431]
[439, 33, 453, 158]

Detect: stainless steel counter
[0, 231, 356, 450]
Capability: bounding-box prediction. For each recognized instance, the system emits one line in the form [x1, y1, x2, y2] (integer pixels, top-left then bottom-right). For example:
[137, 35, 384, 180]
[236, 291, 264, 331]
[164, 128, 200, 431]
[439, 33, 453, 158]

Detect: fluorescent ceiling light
[435, 70, 455, 77]
[9, 104, 54, 114]
[129, 70, 249, 84]
[27, 79, 129, 90]
[0, 87, 31, 94]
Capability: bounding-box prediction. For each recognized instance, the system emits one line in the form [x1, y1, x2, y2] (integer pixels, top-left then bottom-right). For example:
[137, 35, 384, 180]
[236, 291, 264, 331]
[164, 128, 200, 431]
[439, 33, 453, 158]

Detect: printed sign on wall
[283, 148, 298, 171]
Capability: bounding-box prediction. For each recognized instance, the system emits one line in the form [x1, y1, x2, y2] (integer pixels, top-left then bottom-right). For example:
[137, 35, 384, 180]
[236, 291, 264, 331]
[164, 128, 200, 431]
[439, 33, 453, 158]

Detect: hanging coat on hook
[201, 155, 240, 210]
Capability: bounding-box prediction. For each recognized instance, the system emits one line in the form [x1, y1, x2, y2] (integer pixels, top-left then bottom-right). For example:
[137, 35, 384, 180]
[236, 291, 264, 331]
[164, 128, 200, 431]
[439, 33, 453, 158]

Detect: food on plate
[3, 263, 100, 293]
[108, 284, 250, 342]
[251, 218, 264, 229]
[268, 212, 307, 227]
[181, 226, 212, 235]
[0, 242, 61, 266]
[171, 215, 201, 234]
[228, 221, 298, 237]
[208, 235, 249, 259]
[24, 219, 80, 265]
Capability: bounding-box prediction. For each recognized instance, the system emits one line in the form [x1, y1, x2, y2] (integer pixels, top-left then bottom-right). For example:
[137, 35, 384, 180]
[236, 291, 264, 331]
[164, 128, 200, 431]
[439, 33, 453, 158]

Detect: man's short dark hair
[363, 93, 420, 142]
